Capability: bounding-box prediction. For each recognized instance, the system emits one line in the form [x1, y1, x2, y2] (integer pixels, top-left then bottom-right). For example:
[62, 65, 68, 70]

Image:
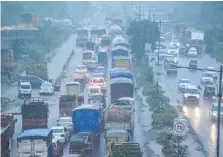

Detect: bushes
[132, 62, 188, 157]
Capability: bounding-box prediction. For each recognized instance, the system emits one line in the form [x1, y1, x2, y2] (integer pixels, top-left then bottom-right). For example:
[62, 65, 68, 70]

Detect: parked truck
[181, 27, 204, 54]
[69, 105, 103, 154]
[112, 56, 131, 70]
[59, 82, 79, 117]
[21, 97, 48, 131]
[1, 113, 17, 157]
[108, 142, 143, 157]
[26, 60, 49, 80]
[17, 129, 53, 157]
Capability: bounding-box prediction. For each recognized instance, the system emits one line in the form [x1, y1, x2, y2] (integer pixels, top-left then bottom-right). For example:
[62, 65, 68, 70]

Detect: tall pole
[153, 14, 155, 22]
[149, 10, 151, 21]
[157, 20, 161, 65]
[217, 65, 222, 157]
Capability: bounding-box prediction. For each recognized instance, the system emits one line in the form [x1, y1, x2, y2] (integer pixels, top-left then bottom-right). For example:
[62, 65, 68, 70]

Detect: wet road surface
[150, 51, 223, 157]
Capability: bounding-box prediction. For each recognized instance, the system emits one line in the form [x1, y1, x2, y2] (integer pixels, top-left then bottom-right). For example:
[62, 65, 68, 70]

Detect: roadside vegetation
[128, 18, 188, 156]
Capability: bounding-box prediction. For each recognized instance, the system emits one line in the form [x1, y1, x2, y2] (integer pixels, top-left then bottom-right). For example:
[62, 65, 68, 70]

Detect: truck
[59, 82, 79, 117]
[1, 49, 14, 71]
[26, 60, 49, 80]
[164, 58, 178, 75]
[111, 46, 129, 57]
[1, 113, 17, 157]
[21, 97, 49, 131]
[108, 142, 143, 157]
[69, 105, 103, 154]
[17, 129, 53, 157]
[110, 68, 134, 86]
[98, 50, 108, 67]
[76, 28, 89, 47]
[110, 77, 134, 103]
[104, 101, 134, 133]
[181, 27, 204, 54]
[101, 35, 111, 47]
[112, 56, 131, 70]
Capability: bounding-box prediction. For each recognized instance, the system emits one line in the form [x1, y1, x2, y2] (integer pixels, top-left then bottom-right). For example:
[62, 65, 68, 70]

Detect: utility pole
[172, 64, 222, 157]
[217, 65, 222, 157]
[157, 20, 161, 66]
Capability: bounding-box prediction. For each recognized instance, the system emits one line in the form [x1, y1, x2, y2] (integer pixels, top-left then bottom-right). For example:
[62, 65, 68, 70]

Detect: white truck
[104, 101, 134, 134]
[17, 129, 53, 157]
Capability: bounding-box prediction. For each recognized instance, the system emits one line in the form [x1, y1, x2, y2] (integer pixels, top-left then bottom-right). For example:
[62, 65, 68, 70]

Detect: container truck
[110, 77, 134, 103]
[21, 97, 48, 131]
[112, 56, 131, 71]
[17, 129, 53, 157]
[1, 113, 17, 157]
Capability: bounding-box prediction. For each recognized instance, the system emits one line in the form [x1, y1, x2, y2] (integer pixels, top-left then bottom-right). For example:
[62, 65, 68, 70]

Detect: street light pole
[217, 65, 222, 157]
[157, 20, 161, 65]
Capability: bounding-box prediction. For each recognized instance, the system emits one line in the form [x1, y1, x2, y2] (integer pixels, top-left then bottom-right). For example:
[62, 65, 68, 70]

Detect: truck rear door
[18, 140, 33, 157]
[33, 139, 49, 157]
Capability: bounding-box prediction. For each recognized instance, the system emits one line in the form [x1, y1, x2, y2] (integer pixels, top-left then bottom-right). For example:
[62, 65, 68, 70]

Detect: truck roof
[112, 46, 128, 52]
[17, 129, 52, 141]
[187, 29, 204, 33]
[66, 81, 80, 86]
[112, 56, 130, 59]
[20, 82, 31, 86]
[111, 77, 133, 84]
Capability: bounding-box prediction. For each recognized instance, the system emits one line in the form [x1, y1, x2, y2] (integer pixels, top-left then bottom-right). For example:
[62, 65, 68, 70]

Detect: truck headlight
[184, 95, 188, 98]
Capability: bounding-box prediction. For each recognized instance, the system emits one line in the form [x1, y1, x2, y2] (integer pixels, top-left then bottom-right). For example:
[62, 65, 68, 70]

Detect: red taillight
[112, 107, 117, 111]
[61, 135, 64, 137]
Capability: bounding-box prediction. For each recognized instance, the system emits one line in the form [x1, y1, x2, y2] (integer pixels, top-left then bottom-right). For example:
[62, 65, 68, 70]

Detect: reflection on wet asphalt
[151, 52, 223, 157]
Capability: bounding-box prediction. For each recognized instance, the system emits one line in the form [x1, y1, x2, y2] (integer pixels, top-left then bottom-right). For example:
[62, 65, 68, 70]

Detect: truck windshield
[21, 85, 30, 89]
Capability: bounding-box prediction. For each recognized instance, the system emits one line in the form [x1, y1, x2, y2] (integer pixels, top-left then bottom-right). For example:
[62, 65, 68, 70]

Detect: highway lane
[150, 51, 223, 157]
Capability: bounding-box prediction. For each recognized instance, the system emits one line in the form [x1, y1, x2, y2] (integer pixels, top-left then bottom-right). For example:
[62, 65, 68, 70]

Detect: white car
[88, 85, 102, 97]
[51, 126, 70, 143]
[90, 77, 106, 88]
[200, 76, 214, 85]
[93, 72, 105, 79]
[178, 79, 191, 91]
[187, 47, 198, 57]
[209, 102, 223, 121]
[87, 60, 98, 69]
[39, 82, 54, 95]
[183, 85, 200, 104]
[18, 82, 32, 98]
[76, 64, 87, 73]
[171, 39, 180, 48]
[167, 46, 178, 56]
[57, 117, 73, 131]
[202, 67, 217, 79]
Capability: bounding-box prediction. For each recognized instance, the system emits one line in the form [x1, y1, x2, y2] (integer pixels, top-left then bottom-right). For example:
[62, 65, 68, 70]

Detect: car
[187, 47, 198, 57]
[93, 73, 105, 79]
[171, 39, 180, 48]
[202, 67, 217, 79]
[209, 102, 223, 121]
[88, 85, 102, 97]
[52, 126, 70, 143]
[90, 77, 106, 88]
[183, 85, 200, 105]
[57, 117, 73, 131]
[39, 81, 54, 95]
[76, 65, 87, 73]
[178, 79, 191, 91]
[167, 46, 178, 57]
[87, 60, 98, 69]
[18, 82, 32, 98]
[200, 76, 214, 85]
[95, 66, 106, 74]
[74, 72, 88, 84]
[18, 75, 44, 89]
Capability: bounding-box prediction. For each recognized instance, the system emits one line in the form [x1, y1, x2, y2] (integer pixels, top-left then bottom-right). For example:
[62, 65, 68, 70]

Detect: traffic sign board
[173, 118, 187, 136]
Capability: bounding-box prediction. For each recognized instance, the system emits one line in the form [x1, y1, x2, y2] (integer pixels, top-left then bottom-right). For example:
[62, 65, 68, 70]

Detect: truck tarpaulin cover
[110, 78, 133, 102]
[17, 129, 52, 140]
[22, 102, 48, 118]
[111, 46, 129, 57]
[111, 71, 133, 81]
[73, 108, 100, 133]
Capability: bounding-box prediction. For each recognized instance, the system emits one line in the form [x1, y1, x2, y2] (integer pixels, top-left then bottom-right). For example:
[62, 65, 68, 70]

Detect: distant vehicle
[39, 81, 54, 95]
[74, 72, 88, 84]
[187, 47, 198, 57]
[52, 126, 70, 143]
[202, 67, 217, 79]
[57, 117, 73, 131]
[88, 85, 102, 97]
[89, 93, 105, 108]
[95, 66, 106, 75]
[18, 82, 32, 98]
[171, 39, 180, 48]
[189, 60, 197, 70]
[93, 73, 105, 79]
[90, 77, 106, 89]
[203, 84, 216, 99]
[76, 65, 88, 73]
[167, 46, 178, 56]
[200, 76, 214, 85]
[209, 102, 223, 121]
[183, 85, 200, 105]
[18, 75, 44, 89]
[178, 79, 191, 92]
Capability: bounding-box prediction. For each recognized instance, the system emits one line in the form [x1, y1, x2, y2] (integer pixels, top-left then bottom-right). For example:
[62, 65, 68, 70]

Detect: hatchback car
[39, 82, 54, 95]
[52, 126, 70, 143]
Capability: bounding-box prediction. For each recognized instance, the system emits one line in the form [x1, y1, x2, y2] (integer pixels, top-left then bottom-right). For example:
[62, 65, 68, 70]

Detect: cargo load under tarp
[59, 95, 77, 117]
[21, 97, 48, 131]
[26, 61, 48, 80]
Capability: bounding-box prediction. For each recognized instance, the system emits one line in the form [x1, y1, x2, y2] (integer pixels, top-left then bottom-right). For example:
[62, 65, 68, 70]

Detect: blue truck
[69, 105, 103, 155]
[110, 68, 133, 81]
[17, 129, 53, 157]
